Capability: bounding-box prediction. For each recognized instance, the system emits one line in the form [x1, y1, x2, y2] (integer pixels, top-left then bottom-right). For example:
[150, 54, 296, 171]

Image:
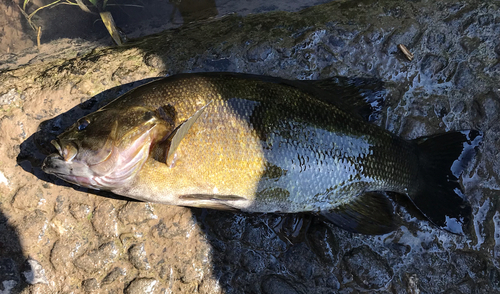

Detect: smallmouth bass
[42, 73, 481, 234]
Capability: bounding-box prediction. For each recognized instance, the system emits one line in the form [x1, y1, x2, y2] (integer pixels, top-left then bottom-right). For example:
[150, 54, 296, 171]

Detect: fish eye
[77, 119, 90, 131]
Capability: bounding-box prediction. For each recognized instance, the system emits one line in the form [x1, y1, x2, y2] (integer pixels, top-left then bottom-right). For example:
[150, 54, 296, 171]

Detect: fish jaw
[42, 153, 102, 188]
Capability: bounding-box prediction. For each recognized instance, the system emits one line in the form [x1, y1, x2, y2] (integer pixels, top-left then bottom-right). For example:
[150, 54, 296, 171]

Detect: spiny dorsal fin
[164, 100, 213, 166]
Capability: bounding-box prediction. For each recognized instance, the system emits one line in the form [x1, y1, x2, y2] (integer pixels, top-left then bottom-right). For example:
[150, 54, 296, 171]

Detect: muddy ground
[1, 0, 500, 293]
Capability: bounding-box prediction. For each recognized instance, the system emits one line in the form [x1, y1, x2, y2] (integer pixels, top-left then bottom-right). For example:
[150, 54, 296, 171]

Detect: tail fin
[412, 130, 482, 234]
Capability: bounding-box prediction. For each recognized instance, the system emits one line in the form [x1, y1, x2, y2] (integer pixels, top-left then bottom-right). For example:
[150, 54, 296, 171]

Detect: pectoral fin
[321, 192, 398, 235]
[153, 101, 212, 166]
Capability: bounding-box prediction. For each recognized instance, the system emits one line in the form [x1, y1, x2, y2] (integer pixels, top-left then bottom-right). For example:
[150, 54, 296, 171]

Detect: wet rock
[202, 58, 232, 71]
[203, 211, 245, 241]
[118, 202, 157, 225]
[221, 241, 242, 265]
[453, 62, 475, 89]
[460, 36, 482, 54]
[151, 220, 183, 239]
[247, 44, 273, 62]
[273, 214, 312, 244]
[455, 278, 475, 294]
[420, 54, 448, 77]
[28, 283, 52, 294]
[406, 274, 420, 294]
[343, 245, 393, 290]
[50, 236, 89, 271]
[128, 243, 150, 270]
[23, 258, 48, 285]
[240, 219, 287, 252]
[18, 209, 49, 244]
[54, 195, 67, 214]
[74, 241, 119, 273]
[489, 267, 500, 290]
[102, 267, 126, 285]
[306, 222, 339, 266]
[198, 278, 223, 294]
[69, 203, 91, 219]
[0, 258, 19, 292]
[11, 186, 45, 210]
[82, 278, 99, 292]
[92, 201, 118, 237]
[284, 243, 319, 280]
[240, 250, 265, 274]
[124, 278, 158, 294]
[261, 275, 301, 294]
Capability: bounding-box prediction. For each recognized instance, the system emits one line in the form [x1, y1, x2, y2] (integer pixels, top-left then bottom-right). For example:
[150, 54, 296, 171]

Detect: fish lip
[51, 139, 63, 156]
[51, 139, 78, 162]
[41, 153, 64, 174]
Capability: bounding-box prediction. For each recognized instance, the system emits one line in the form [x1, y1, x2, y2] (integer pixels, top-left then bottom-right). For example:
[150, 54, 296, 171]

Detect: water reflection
[1, 0, 332, 55]
[171, 0, 218, 24]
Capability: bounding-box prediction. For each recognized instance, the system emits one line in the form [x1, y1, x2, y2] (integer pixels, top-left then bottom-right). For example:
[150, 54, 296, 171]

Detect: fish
[41, 72, 482, 235]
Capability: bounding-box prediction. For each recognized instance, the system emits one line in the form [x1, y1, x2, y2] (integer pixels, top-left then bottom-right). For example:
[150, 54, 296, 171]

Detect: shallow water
[1, 0, 500, 293]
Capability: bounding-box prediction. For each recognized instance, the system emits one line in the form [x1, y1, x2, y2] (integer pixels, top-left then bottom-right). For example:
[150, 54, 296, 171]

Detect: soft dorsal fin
[154, 100, 212, 166]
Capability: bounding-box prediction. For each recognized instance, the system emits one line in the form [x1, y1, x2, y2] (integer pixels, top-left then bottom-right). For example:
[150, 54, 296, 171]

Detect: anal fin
[321, 192, 398, 235]
[179, 194, 246, 211]
[179, 194, 247, 201]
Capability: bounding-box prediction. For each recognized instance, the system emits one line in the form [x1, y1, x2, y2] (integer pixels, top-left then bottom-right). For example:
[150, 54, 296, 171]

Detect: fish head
[42, 106, 172, 190]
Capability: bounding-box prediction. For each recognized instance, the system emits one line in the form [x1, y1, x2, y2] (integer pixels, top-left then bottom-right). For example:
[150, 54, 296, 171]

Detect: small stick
[37, 26, 42, 49]
[398, 44, 414, 61]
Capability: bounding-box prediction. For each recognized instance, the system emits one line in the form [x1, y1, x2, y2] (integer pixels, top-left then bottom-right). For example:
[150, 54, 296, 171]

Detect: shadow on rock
[192, 208, 343, 294]
[0, 209, 28, 293]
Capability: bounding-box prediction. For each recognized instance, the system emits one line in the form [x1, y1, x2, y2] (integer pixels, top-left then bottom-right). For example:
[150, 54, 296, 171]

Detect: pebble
[69, 203, 91, 219]
[0, 258, 19, 292]
[420, 54, 448, 77]
[102, 267, 126, 285]
[11, 186, 44, 210]
[23, 258, 48, 285]
[128, 243, 150, 270]
[343, 245, 393, 290]
[306, 222, 339, 266]
[82, 278, 99, 292]
[74, 241, 119, 273]
[261, 275, 300, 294]
[50, 237, 89, 271]
[124, 278, 158, 294]
[118, 202, 157, 225]
[92, 201, 118, 237]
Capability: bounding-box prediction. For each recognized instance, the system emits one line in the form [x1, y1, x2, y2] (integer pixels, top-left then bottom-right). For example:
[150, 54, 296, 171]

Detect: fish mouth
[51, 139, 62, 155]
[51, 139, 78, 162]
[41, 153, 69, 176]
[42, 152, 98, 189]
[42, 139, 93, 183]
